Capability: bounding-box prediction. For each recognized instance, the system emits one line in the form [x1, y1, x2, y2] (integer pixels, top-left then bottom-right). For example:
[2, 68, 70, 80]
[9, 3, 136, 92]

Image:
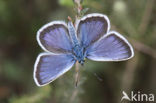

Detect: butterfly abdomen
[67, 21, 85, 65]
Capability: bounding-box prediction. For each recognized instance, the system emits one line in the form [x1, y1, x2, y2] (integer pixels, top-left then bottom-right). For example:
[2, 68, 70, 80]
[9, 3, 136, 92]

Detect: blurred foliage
[10, 86, 51, 103]
[0, 0, 156, 103]
[59, 0, 74, 7]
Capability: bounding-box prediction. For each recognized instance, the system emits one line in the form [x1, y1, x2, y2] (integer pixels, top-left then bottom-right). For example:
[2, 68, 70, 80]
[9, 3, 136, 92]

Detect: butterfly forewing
[86, 31, 134, 61]
[34, 53, 76, 86]
[76, 13, 110, 48]
[37, 21, 72, 53]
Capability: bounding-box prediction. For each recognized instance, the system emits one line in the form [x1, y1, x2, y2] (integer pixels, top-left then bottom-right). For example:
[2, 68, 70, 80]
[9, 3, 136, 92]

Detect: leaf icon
[121, 91, 130, 101]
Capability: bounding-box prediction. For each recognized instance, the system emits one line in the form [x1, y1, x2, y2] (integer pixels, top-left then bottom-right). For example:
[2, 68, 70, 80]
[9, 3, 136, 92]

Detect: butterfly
[34, 13, 134, 86]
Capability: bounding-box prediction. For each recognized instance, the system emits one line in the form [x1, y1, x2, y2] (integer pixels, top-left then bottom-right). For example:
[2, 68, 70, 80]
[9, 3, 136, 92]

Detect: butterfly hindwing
[86, 31, 134, 61]
[34, 53, 76, 86]
[37, 21, 72, 53]
[76, 13, 110, 47]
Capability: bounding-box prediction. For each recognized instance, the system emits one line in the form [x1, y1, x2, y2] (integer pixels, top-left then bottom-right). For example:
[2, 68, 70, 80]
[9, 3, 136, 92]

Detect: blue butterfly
[34, 13, 134, 86]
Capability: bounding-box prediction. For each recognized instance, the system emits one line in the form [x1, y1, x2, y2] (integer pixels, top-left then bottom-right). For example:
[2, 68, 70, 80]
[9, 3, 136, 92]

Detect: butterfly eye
[79, 60, 84, 65]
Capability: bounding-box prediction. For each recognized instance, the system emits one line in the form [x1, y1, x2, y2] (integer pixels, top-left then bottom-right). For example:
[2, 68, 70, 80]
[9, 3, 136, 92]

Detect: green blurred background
[0, 0, 156, 103]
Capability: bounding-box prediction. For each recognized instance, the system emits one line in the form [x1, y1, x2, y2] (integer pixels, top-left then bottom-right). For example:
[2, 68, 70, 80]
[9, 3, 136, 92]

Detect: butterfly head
[78, 59, 85, 65]
[72, 45, 86, 66]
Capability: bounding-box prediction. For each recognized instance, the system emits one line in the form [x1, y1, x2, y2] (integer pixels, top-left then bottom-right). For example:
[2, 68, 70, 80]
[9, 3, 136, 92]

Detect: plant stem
[75, 61, 80, 87]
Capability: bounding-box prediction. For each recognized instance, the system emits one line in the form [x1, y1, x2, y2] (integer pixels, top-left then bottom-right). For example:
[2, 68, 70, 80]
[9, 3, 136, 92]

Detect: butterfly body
[68, 21, 86, 65]
[34, 13, 134, 86]
[72, 44, 85, 65]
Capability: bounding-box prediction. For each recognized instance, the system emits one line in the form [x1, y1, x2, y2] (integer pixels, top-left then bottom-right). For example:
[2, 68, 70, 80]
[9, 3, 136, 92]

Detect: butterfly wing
[86, 31, 134, 61]
[34, 53, 76, 86]
[37, 21, 72, 53]
[76, 13, 110, 47]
